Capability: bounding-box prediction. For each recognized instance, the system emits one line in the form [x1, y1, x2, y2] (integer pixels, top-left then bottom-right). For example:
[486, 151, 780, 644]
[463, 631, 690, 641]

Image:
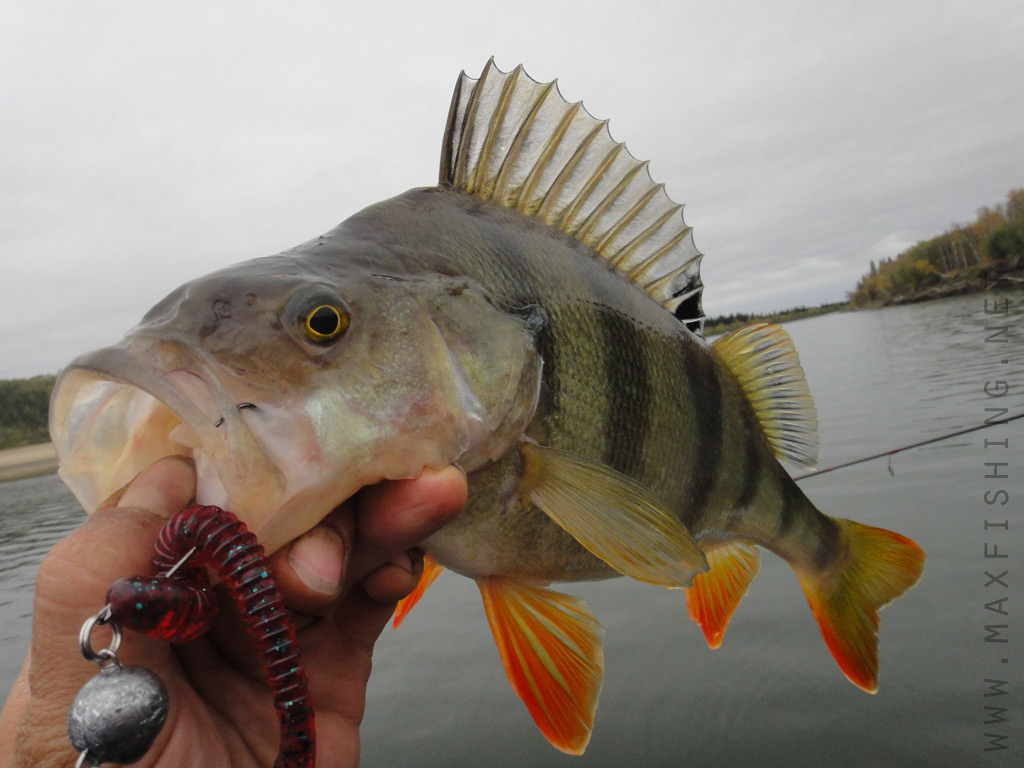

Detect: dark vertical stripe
[734, 409, 762, 512]
[684, 351, 723, 527]
[813, 516, 842, 570]
[777, 473, 800, 535]
[775, 473, 840, 569]
[599, 308, 651, 478]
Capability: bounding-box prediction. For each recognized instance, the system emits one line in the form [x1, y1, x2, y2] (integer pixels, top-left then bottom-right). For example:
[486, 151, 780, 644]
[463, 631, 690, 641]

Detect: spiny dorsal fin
[441, 59, 706, 335]
[712, 323, 819, 468]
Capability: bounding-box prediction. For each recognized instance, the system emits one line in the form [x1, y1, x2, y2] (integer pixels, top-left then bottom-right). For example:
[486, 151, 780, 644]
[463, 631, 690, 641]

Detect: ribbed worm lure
[67, 505, 315, 767]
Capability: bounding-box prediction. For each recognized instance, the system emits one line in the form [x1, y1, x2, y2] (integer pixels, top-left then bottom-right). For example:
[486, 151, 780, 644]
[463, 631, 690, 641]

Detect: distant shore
[704, 301, 849, 336]
[855, 265, 1024, 309]
[0, 443, 58, 483]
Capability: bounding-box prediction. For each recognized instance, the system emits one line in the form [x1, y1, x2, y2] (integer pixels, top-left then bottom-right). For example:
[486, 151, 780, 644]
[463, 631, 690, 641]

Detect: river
[2, 291, 1022, 766]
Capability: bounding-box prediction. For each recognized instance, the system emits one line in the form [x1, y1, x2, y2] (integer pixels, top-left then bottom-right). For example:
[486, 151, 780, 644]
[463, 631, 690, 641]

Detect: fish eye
[301, 304, 350, 343]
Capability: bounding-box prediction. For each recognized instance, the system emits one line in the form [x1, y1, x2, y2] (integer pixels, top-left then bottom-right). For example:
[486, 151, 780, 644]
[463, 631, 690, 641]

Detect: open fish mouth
[50, 338, 288, 526]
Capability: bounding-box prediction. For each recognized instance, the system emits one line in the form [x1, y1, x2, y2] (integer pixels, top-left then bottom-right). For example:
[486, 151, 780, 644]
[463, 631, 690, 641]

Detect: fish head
[50, 251, 542, 553]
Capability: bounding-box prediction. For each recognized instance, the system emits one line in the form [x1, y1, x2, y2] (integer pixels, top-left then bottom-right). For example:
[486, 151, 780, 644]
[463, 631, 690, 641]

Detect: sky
[2, 0, 1023, 378]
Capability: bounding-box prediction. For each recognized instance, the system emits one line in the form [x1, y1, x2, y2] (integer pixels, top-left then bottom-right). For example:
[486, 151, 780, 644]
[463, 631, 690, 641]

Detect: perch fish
[50, 60, 925, 754]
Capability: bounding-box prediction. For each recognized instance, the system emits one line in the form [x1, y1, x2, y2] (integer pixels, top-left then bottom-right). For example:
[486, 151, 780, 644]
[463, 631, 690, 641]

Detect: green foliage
[986, 224, 1024, 262]
[0, 375, 57, 450]
[899, 238, 946, 271]
[850, 187, 1024, 307]
[890, 258, 941, 291]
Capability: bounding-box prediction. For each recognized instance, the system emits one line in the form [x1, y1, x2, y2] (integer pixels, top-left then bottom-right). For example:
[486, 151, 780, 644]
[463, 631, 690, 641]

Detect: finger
[117, 455, 196, 517]
[39, 456, 195, 666]
[271, 465, 465, 614]
[269, 505, 354, 616]
[302, 584, 406, 718]
[0, 654, 30, 762]
[361, 548, 424, 605]
[346, 465, 466, 589]
[36, 457, 196, 666]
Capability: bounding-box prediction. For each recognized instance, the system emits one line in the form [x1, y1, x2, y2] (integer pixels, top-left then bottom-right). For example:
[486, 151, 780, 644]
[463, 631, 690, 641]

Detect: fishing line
[792, 412, 1024, 482]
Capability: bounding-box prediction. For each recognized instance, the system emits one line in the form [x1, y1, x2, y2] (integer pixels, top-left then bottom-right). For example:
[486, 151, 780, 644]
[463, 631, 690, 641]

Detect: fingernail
[287, 526, 345, 595]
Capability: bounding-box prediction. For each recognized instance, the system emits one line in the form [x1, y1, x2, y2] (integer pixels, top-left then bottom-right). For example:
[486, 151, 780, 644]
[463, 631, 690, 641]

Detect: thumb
[5, 458, 194, 767]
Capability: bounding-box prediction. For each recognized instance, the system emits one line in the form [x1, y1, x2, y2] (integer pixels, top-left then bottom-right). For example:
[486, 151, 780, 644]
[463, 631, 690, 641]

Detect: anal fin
[392, 554, 444, 629]
[478, 577, 604, 755]
[684, 541, 760, 649]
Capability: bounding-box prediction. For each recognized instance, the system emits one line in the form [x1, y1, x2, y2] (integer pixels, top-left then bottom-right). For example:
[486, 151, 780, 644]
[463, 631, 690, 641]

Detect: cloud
[2, 1, 1023, 376]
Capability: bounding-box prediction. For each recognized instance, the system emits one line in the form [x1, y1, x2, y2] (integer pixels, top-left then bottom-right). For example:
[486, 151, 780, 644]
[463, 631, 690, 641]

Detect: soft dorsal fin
[712, 323, 819, 468]
[441, 59, 706, 334]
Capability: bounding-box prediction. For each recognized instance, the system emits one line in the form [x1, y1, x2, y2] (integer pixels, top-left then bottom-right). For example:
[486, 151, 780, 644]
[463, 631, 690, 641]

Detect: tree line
[849, 187, 1024, 307]
[703, 302, 848, 335]
[0, 375, 57, 450]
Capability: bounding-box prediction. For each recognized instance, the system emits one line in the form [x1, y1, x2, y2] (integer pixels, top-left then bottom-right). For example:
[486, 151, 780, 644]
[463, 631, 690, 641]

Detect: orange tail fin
[796, 519, 924, 692]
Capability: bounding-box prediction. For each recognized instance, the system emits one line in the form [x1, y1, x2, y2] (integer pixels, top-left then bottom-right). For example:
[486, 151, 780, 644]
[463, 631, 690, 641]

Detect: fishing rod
[792, 412, 1024, 482]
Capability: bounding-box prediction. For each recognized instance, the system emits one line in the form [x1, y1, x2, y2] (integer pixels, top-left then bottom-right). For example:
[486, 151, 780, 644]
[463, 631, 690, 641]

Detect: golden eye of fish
[301, 304, 349, 342]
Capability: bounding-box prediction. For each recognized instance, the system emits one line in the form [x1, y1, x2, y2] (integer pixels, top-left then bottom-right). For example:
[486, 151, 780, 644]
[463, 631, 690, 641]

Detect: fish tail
[795, 518, 924, 693]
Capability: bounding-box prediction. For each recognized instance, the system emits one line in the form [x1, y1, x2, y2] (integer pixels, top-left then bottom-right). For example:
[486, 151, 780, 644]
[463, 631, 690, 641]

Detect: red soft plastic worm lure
[106, 504, 315, 768]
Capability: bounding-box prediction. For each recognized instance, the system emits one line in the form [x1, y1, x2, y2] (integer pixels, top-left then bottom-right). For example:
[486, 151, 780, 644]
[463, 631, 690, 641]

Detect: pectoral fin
[520, 441, 708, 587]
[478, 576, 604, 755]
[684, 541, 760, 648]
[392, 554, 444, 629]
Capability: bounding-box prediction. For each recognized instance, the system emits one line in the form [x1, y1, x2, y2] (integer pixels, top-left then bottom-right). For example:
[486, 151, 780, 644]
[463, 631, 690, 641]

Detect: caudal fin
[796, 519, 924, 693]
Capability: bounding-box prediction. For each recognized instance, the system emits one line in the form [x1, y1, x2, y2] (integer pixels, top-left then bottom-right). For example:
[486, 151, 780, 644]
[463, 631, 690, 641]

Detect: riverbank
[880, 264, 1024, 306]
[0, 443, 58, 483]
[850, 255, 1024, 309]
[704, 301, 849, 335]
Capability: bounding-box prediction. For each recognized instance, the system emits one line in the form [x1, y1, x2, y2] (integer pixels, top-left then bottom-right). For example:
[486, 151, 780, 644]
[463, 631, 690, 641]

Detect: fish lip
[50, 337, 285, 514]
[65, 341, 229, 450]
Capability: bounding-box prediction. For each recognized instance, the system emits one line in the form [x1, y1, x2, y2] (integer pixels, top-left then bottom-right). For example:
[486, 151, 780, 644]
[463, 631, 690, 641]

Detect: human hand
[0, 456, 467, 767]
